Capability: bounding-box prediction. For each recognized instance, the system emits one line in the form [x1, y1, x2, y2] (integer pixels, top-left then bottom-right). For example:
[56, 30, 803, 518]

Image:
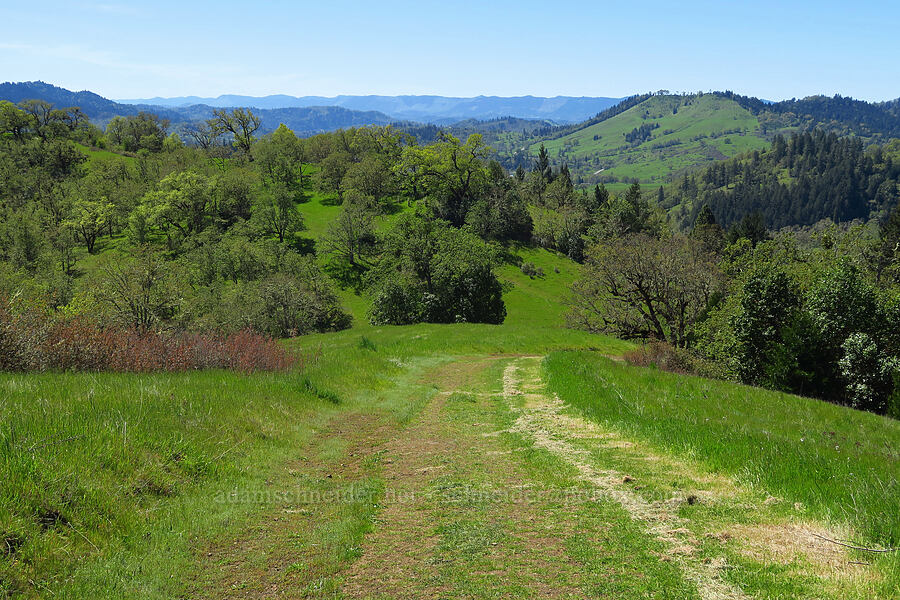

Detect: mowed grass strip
[543, 351, 900, 556]
[340, 356, 698, 599]
[507, 357, 888, 599]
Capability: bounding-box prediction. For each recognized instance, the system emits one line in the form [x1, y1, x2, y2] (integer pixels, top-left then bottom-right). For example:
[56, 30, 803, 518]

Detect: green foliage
[323, 192, 378, 276]
[872, 202, 900, 284]
[839, 332, 899, 412]
[369, 212, 506, 325]
[105, 112, 169, 152]
[463, 161, 533, 243]
[142, 170, 213, 242]
[93, 246, 182, 331]
[569, 234, 719, 347]
[698, 248, 900, 414]
[221, 269, 352, 337]
[730, 268, 811, 391]
[208, 107, 261, 154]
[398, 133, 491, 227]
[727, 211, 770, 246]
[671, 132, 900, 231]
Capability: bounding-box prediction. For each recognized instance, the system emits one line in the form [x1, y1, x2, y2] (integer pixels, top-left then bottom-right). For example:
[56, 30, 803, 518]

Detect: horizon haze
[1, 1, 898, 102]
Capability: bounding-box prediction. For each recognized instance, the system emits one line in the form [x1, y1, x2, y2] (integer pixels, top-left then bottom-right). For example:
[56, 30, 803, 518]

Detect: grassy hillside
[0, 317, 625, 598]
[524, 94, 770, 190]
[8, 320, 898, 597]
[6, 118, 900, 598]
[545, 351, 900, 545]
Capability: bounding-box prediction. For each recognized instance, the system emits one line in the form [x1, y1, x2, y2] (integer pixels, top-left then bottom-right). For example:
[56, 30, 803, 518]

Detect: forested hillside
[664, 131, 900, 229]
[501, 92, 900, 190]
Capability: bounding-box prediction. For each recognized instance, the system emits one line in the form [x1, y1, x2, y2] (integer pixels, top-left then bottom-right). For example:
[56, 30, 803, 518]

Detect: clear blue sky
[2, 0, 898, 101]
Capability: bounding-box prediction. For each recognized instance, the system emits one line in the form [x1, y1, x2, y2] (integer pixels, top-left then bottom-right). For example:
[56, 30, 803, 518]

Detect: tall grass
[544, 351, 900, 546]
[0, 329, 416, 597]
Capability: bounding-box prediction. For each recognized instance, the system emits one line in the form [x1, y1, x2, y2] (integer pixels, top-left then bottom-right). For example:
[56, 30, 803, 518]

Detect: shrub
[520, 262, 544, 278]
[369, 213, 506, 325]
[624, 342, 698, 375]
[0, 297, 295, 373]
[839, 332, 899, 413]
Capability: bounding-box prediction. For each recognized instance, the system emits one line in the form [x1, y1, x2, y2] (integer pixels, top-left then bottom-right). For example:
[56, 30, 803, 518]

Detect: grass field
[4, 253, 899, 597]
[518, 94, 771, 187]
[0, 243, 626, 597]
[544, 352, 900, 546]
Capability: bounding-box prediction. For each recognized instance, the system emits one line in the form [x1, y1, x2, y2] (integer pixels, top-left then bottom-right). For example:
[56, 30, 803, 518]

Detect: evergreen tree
[872, 203, 900, 283]
[727, 211, 769, 246]
[593, 183, 609, 207]
[533, 143, 552, 182]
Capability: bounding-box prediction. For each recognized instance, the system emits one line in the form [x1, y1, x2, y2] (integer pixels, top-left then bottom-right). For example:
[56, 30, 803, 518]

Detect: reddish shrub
[0, 297, 296, 373]
[623, 341, 697, 375]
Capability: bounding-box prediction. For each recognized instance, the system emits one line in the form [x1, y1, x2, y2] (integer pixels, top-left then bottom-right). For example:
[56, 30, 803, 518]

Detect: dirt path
[502, 356, 880, 600]
[504, 357, 747, 600]
[192, 354, 883, 599]
[340, 356, 593, 599]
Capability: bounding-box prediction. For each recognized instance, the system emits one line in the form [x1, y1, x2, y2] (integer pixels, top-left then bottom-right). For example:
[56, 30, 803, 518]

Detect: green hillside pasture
[496, 245, 583, 328]
[0, 321, 626, 596]
[545, 351, 900, 549]
[531, 95, 769, 186]
[75, 143, 136, 168]
[332, 244, 592, 331]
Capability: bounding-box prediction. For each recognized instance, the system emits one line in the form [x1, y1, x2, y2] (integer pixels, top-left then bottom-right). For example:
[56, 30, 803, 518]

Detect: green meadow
[526, 94, 771, 186]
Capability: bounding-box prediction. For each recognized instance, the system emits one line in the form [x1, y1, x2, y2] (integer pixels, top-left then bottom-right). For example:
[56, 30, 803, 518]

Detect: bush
[0, 298, 295, 373]
[218, 272, 352, 338]
[369, 213, 506, 325]
[624, 342, 699, 375]
[839, 332, 899, 413]
[520, 262, 544, 278]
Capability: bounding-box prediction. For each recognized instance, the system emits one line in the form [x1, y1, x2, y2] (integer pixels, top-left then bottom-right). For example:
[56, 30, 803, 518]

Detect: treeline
[625, 123, 659, 144]
[666, 131, 900, 229]
[0, 99, 353, 370]
[714, 91, 900, 139]
[1, 93, 677, 368]
[569, 178, 900, 416]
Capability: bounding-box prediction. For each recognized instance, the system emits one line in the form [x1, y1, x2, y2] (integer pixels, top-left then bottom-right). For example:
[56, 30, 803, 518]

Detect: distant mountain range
[0, 81, 401, 136]
[116, 94, 623, 124]
[0, 81, 620, 138]
[5, 81, 899, 191]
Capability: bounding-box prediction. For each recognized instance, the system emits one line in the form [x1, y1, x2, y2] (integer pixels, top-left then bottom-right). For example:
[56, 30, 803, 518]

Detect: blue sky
[1, 0, 898, 101]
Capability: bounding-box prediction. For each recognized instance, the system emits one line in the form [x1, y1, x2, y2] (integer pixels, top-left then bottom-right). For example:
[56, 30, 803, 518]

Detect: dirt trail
[340, 356, 589, 599]
[504, 357, 748, 600]
[503, 356, 882, 600]
[194, 354, 880, 599]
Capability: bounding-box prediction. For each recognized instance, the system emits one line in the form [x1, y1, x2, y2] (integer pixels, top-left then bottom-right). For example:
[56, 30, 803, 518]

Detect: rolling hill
[499, 92, 900, 191]
[528, 93, 768, 188]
